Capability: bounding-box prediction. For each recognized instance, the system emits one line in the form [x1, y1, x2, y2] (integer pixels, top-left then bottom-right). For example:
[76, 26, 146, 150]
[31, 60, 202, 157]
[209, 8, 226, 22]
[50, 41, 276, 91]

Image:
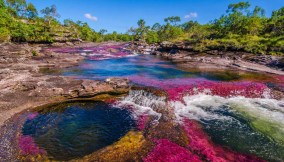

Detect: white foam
[171, 94, 284, 128]
[115, 90, 163, 120]
[171, 94, 232, 122]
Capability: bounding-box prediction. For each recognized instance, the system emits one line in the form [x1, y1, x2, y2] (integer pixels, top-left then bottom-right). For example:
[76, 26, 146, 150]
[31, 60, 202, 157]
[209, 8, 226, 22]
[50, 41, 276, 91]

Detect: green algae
[251, 119, 284, 146]
[230, 102, 284, 147]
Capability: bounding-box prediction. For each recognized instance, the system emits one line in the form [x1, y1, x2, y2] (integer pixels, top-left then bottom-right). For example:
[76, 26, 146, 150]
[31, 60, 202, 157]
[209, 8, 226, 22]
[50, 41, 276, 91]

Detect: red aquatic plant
[137, 114, 149, 130]
[128, 76, 269, 100]
[182, 119, 266, 162]
[49, 44, 133, 60]
[143, 139, 202, 162]
[166, 81, 268, 101]
[18, 135, 46, 155]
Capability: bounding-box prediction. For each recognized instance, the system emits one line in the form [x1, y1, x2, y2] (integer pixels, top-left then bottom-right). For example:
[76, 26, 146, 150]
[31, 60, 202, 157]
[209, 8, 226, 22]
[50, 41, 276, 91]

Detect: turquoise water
[64, 55, 251, 81]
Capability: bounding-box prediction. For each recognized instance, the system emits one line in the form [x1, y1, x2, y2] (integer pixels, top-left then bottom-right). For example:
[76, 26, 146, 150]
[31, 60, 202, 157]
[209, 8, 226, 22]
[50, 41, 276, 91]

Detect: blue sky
[27, 0, 284, 33]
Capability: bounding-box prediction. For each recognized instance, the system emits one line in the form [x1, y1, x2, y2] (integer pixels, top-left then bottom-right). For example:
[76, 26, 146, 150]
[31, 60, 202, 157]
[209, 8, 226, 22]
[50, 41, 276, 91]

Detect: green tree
[25, 3, 38, 19]
[226, 1, 250, 14]
[244, 6, 266, 35]
[40, 5, 60, 26]
[146, 30, 159, 43]
[151, 23, 161, 32]
[268, 7, 284, 36]
[164, 16, 181, 26]
[182, 21, 199, 31]
[99, 29, 107, 35]
[6, 0, 27, 17]
[79, 22, 93, 41]
[0, 0, 5, 8]
[136, 19, 149, 40]
[159, 23, 183, 41]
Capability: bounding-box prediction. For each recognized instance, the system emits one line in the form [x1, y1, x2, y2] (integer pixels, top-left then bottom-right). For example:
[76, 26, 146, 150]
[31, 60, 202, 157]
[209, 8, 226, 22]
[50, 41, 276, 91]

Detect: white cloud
[184, 12, 198, 19]
[84, 13, 98, 21]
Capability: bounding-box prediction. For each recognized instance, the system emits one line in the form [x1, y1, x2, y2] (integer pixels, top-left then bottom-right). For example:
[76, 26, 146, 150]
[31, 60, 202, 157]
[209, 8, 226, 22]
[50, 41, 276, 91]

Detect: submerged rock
[77, 131, 152, 162]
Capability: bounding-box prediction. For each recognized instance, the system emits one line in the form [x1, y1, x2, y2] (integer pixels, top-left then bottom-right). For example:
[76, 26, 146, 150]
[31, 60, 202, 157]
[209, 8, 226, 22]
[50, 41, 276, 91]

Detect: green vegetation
[130, 2, 284, 55]
[0, 0, 283, 55]
[0, 0, 132, 43]
[31, 50, 37, 56]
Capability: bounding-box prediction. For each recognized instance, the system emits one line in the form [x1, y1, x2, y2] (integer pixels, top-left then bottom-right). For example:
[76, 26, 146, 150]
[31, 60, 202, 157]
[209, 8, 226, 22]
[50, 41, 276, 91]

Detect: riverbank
[0, 42, 130, 127]
[131, 41, 284, 75]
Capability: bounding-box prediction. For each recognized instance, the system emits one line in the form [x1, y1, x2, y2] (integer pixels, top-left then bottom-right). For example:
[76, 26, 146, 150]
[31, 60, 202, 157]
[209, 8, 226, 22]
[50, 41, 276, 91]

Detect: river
[9, 44, 284, 161]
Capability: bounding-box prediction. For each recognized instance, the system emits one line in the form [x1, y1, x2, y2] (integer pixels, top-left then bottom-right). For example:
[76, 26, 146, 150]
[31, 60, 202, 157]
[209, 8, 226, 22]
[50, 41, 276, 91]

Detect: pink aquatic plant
[182, 119, 266, 162]
[143, 139, 202, 162]
[165, 81, 268, 100]
[49, 43, 133, 60]
[18, 135, 46, 155]
[137, 115, 149, 130]
[128, 76, 269, 100]
[27, 112, 38, 120]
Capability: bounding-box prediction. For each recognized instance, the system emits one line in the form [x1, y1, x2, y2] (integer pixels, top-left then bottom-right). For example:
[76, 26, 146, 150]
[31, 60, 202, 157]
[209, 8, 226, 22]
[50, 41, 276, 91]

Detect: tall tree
[6, 0, 27, 17]
[164, 16, 181, 26]
[136, 19, 149, 40]
[269, 7, 284, 35]
[226, 1, 250, 14]
[40, 5, 60, 25]
[151, 23, 161, 32]
[25, 3, 37, 19]
[99, 29, 107, 35]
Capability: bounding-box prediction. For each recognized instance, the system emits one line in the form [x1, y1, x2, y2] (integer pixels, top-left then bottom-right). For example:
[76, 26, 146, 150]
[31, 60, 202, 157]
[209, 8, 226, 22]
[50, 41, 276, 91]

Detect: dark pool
[21, 101, 136, 161]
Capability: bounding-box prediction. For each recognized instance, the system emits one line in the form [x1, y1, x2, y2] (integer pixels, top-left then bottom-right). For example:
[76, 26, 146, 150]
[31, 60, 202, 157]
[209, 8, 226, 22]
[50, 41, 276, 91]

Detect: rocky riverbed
[0, 41, 284, 162]
[0, 42, 130, 127]
[1, 41, 283, 128]
[130, 41, 284, 75]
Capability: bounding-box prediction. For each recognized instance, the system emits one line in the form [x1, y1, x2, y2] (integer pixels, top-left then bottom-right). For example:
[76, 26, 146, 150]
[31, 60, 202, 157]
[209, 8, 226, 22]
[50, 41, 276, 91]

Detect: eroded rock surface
[129, 41, 284, 75]
[0, 43, 130, 127]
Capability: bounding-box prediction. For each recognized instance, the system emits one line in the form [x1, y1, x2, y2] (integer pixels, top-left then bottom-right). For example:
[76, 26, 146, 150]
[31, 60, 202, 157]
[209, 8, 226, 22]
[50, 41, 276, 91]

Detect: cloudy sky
[27, 0, 284, 33]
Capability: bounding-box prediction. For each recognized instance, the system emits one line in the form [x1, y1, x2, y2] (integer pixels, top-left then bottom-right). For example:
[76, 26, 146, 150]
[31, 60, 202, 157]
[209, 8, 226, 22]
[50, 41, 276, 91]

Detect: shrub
[0, 27, 10, 42]
[32, 50, 38, 56]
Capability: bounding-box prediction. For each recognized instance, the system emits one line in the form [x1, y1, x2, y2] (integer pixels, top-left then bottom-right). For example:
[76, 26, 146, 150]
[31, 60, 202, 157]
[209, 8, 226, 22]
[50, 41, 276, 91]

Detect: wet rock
[81, 80, 101, 92]
[14, 81, 37, 91]
[106, 77, 129, 88]
[78, 131, 152, 162]
[268, 57, 284, 70]
[160, 41, 173, 47]
[145, 119, 189, 148]
[108, 48, 119, 53]
[0, 43, 132, 128]
[170, 49, 179, 54]
[28, 87, 64, 97]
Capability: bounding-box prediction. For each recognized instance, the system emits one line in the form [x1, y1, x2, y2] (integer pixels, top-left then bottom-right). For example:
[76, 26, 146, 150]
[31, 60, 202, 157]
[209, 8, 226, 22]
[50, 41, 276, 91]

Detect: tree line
[0, 0, 283, 55]
[130, 2, 284, 55]
[0, 0, 133, 43]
